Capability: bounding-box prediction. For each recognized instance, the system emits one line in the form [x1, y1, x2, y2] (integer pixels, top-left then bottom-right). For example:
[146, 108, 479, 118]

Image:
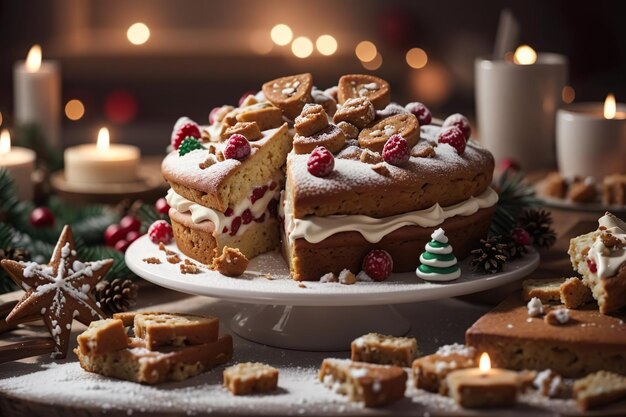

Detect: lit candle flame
[604, 94, 617, 119]
[0, 129, 11, 156]
[25, 44, 42, 72]
[97, 127, 110, 152]
[479, 352, 491, 373]
[513, 45, 537, 65]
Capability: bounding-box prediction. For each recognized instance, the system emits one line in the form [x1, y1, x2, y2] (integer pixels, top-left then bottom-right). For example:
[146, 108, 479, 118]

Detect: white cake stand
[126, 236, 539, 351]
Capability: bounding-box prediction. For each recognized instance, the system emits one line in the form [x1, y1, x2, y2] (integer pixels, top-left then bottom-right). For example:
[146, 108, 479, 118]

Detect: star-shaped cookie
[0, 225, 113, 358]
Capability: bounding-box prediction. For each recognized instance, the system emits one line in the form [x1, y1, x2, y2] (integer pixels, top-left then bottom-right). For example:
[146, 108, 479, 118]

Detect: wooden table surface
[0, 207, 620, 417]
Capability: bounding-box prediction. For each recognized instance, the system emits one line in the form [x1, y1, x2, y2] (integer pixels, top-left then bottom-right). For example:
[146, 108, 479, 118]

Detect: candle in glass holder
[446, 353, 519, 408]
[556, 94, 626, 180]
[64, 127, 140, 185]
[0, 129, 36, 200]
[14, 45, 61, 149]
[475, 45, 567, 170]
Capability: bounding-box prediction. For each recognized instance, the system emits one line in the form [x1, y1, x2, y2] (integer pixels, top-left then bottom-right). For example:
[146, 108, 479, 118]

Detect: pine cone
[501, 235, 528, 261]
[0, 246, 31, 263]
[95, 279, 138, 316]
[471, 236, 508, 274]
[518, 209, 556, 249]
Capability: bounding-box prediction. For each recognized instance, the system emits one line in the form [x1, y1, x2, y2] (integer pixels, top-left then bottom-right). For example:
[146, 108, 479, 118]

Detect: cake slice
[319, 358, 407, 407]
[466, 294, 626, 377]
[568, 212, 626, 313]
[76, 318, 129, 355]
[75, 334, 233, 384]
[223, 362, 279, 395]
[574, 371, 626, 410]
[133, 312, 219, 349]
[411, 344, 478, 394]
[351, 333, 419, 367]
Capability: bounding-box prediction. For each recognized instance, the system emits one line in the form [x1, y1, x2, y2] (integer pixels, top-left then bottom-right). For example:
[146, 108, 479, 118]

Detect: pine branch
[136, 203, 168, 232]
[490, 169, 541, 237]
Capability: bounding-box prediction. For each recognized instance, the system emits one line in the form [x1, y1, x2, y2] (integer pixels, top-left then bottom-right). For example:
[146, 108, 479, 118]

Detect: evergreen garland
[490, 169, 540, 238]
[0, 168, 135, 294]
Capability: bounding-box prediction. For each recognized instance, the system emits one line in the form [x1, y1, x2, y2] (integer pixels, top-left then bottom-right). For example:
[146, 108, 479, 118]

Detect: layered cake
[568, 212, 626, 313]
[162, 73, 497, 280]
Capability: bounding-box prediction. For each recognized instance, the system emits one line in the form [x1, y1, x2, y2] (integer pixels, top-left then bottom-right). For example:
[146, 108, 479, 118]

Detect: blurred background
[1, 0, 625, 154]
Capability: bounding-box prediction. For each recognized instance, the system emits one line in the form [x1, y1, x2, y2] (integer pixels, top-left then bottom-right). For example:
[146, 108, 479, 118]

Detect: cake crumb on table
[211, 246, 249, 277]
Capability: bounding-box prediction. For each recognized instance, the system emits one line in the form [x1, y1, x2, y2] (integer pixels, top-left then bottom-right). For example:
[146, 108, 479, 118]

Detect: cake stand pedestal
[126, 236, 539, 351]
[231, 304, 410, 351]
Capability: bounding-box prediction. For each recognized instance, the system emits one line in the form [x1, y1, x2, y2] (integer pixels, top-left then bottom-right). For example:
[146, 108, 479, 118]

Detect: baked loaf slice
[351, 333, 419, 367]
[77, 318, 129, 355]
[75, 335, 233, 384]
[568, 212, 626, 313]
[574, 371, 626, 410]
[466, 294, 626, 377]
[412, 344, 477, 394]
[133, 312, 219, 349]
[223, 362, 279, 395]
[319, 358, 407, 407]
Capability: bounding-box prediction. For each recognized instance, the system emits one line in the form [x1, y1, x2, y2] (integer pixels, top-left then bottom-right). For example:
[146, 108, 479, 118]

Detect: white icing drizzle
[166, 175, 280, 236]
[527, 297, 544, 317]
[587, 213, 626, 279]
[431, 228, 448, 244]
[283, 187, 498, 244]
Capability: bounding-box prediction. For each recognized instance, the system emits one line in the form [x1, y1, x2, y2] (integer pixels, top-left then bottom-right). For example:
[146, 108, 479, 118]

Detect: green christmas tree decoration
[178, 137, 204, 156]
[416, 228, 461, 282]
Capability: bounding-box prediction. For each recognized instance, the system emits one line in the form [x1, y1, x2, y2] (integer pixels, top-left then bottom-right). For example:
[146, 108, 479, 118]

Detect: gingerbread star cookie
[0, 225, 113, 358]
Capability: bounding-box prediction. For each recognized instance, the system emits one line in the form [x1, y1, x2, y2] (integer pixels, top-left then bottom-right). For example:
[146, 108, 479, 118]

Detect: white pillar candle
[475, 47, 567, 170]
[13, 45, 62, 149]
[556, 95, 626, 180]
[64, 127, 140, 185]
[0, 129, 35, 200]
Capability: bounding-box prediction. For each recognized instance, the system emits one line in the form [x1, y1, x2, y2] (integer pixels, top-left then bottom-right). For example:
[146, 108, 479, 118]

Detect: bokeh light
[355, 41, 377, 62]
[270, 24, 293, 46]
[250, 31, 273, 55]
[409, 61, 452, 106]
[292, 37, 313, 58]
[65, 99, 85, 121]
[316, 35, 337, 56]
[127, 23, 150, 45]
[406, 47, 428, 69]
[104, 90, 138, 124]
[562, 86, 575, 104]
[0, 112, 3, 127]
[361, 53, 383, 70]
[513, 45, 537, 65]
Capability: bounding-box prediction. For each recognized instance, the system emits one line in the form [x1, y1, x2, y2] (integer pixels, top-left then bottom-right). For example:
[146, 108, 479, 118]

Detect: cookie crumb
[298, 283, 307, 289]
[180, 263, 200, 274]
[545, 308, 570, 325]
[371, 163, 389, 176]
[211, 246, 249, 277]
[320, 272, 338, 283]
[338, 269, 356, 285]
[527, 297, 544, 317]
[143, 257, 161, 264]
[411, 145, 436, 158]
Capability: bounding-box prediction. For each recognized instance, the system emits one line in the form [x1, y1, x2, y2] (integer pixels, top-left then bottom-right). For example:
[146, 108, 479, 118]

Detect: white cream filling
[587, 213, 626, 278]
[282, 187, 498, 244]
[166, 176, 279, 236]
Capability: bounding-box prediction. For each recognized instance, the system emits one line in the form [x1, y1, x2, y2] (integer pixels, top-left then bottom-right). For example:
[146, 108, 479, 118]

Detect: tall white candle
[0, 129, 36, 200]
[475, 46, 567, 170]
[64, 127, 140, 185]
[556, 94, 626, 180]
[13, 45, 62, 149]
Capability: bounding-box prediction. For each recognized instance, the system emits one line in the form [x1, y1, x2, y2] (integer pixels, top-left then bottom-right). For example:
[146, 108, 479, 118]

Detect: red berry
[224, 207, 234, 217]
[172, 122, 201, 150]
[499, 158, 521, 172]
[223, 134, 251, 160]
[238, 90, 257, 106]
[242, 209, 253, 225]
[382, 134, 410, 166]
[155, 198, 170, 215]
[437, 126, 466, 155]
[269, 181, 277, 190]
[29, 207, 55, 228]
[229, 217, 242, 236]
[120, 215, 141, 233]
[148, 220, 173, 244]
[362, 249, 394, 282]
[307, 146, 334, 177]
[511, 227, 531, 246]
[125, 230, 141, 243]
[442, 113, 471, 139]
[209, 107, 221, 125]
[114, 239, 130, 253]
[405, 102, 432, 125]
[250, 185, 268, 204]
[587, 258, 597, 274]
[105, 224, 125, 246]
[222, 226, 228, 233]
